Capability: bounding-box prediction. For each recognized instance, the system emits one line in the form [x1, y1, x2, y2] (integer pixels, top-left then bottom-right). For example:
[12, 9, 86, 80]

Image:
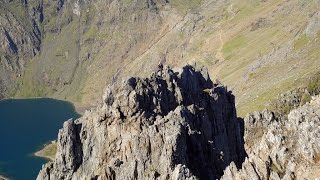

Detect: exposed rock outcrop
[37, 64, 320, 180]
[0, 0, 43, 98]
[37, 65, 246, 180]
[0, 175, 9, 180]
[222, 96, 320, 180]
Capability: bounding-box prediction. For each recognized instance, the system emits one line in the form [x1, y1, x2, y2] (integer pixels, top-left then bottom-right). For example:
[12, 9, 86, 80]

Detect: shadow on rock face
[37, 64, 247, 180]
[170, 65, 247, 179]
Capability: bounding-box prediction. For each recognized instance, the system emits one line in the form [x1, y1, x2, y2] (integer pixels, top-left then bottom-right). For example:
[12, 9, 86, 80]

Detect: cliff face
[0, 0, 179, 101]
[222, 97, 320, 180]
[36, 65, 320, 179]
[0, 175, 9, 180]
[0, 0, 43, 98]
[37, 65, 246, 179]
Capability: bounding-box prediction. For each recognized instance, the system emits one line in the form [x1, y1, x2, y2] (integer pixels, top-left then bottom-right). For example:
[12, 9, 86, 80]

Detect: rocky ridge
[37, 64, 320, 180]
[37, 65, 246, 179]
[222, 96, 320, 179]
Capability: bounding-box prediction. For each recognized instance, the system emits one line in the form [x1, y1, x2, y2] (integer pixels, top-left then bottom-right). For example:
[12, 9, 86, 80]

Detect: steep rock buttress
[37, 65, 246, 180]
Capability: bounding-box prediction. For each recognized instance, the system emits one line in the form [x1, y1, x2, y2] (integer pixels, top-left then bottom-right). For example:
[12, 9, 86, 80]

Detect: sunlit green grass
[170, 0, 202, 14]
[35, 142, 57, 160]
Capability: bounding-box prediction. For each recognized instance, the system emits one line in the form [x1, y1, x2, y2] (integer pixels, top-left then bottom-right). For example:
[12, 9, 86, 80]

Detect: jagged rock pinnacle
[37, 65, 246, 180]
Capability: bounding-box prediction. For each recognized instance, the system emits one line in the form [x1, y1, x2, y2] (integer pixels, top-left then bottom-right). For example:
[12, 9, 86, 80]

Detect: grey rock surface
[37, 65, 320, 180]
[37, 65, 246, 180]
[222, 96, 320, 180]
[0, 175, 9, 180]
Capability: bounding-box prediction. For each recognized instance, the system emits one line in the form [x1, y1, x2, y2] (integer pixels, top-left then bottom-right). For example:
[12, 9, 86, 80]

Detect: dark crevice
[3, 29, 18, 54]
[167, 66, 247, 179]
[73, 123, 83, 172]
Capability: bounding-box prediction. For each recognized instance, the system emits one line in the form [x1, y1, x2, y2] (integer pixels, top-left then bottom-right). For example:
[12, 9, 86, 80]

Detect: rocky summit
[37, 65, 247, 180]
[36, 64, 320, 180]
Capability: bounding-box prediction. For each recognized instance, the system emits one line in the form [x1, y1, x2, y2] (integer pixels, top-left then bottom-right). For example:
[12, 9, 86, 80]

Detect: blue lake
[0, 98, 81, 180]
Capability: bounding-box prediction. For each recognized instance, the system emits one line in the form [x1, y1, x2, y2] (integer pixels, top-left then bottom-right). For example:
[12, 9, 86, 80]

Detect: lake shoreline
[34, 141, 57, 161]
[1, 97, 91, 116]
[0, 98, 81, 179]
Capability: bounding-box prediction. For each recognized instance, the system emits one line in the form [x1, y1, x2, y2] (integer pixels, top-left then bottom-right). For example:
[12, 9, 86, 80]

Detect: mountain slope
[1, 0, 320, 115]
[0, 0, 42, 98]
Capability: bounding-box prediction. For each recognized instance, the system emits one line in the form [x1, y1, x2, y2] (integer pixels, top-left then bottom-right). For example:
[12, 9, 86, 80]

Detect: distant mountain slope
[1, 0, 320, 115]
[0, 0, 42, 98]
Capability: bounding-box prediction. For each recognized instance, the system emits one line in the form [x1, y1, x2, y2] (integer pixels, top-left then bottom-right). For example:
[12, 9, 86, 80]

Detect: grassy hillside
[124, 0, 320, 116]
[2, 0, 320, 116]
